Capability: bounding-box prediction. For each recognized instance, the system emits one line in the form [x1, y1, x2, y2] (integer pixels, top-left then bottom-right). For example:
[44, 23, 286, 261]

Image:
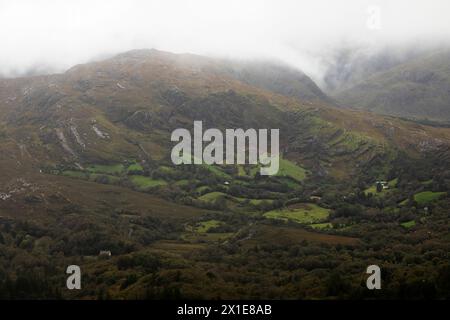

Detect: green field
[127, 163, 144, 173]
[310, 222, 333, 230]
[198, 192, 273, 206]
[174, 179, 190, 186]
[157, 166, 176, 174]
[195, 186, 211, 193]
[420, 179, 433, 186]
[234, 197, 274, 205]
[413, 191, 446, 204]
[243, 158, 306, 181]
[401, 220, 416, 228]
[248, 198, 274, 205]
[194, 220, 223, 233]
[129, 175, 167, 189]
[264, 203, 330, 224]
[276, 158, 307, 181]
[198, 192, 227, 202]
[86, 163, 124, 175]
[388, 178, 398, 188]
[203, 165, 232, 179]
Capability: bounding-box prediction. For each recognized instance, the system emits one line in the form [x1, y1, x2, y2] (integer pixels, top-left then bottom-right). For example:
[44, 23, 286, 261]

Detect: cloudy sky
[1, 0, 449, 79]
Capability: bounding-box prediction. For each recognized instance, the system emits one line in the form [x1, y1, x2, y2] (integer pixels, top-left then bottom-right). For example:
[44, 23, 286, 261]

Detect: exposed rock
[92, 125, 110, 139]
[55, 128, 77, 157]
[70, 125, 86, 149]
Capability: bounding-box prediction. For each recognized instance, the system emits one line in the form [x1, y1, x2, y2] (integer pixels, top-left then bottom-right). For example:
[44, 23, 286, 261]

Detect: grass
[264, 203, 330, 224]
[130, 175, 167, 189]
[158, 166, 176, 174]
[234, 197, 274, 205]
[174, 179, 190, 186]
[198, 192, 273, 206]
[339, 132, 372, 151]
[364, 185, 378, 195]
[388, 178, 398, 188]
[276, 158, 307, 181]
[248, 198, 273, 205]
[203, 165, 232, 179]
[310, 222, 333, 230]
[401, 220, 416, 228]
[86, 164, 124, 175]
[61, 170, 88, 179]
[194, 220, 223, 233]
[127, 163, 144, 173]
[421, 179, 433, 185]
[89, 174, 120, 184]
[247, 157, 306, 181]
[198, 192, 227, 202]
[413, 191, 446, 204]
[195, 186, 211, 193]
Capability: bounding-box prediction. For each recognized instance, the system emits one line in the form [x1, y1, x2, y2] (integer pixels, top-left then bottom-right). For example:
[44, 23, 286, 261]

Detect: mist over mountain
[1, 46, 450, 300]
[328, 46, 450, 122]
[1, 0, 450, 301]
[2, 0, 450, 82]
[322, 43, 443, 93]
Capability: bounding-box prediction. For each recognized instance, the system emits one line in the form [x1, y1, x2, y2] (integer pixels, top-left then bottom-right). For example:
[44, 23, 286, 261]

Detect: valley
[0, 49, 449, 299]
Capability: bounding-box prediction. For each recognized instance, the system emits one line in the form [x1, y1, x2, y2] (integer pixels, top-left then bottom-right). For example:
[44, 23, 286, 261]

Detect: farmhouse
[375, 181, 389, 190]
[99, 250, 112, 257]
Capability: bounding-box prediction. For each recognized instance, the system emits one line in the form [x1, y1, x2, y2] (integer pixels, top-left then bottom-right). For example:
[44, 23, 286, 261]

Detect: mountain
[218, 59, 337, 105]
[2, 49, 447, 169]
[322, 45, 432, 94]
[0, 49, 449, 299]
[330, 49, 450, 122]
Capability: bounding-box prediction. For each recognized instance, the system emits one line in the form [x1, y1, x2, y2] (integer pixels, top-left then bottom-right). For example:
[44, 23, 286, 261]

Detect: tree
[376, 182, 383, 193]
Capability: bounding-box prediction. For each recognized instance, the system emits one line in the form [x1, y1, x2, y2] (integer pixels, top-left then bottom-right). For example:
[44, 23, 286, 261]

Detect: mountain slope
[1, 49, 450, 299]
[333, 49, 450, 122]
[1, 49, 449, 182]
[218, 59, 337, 105]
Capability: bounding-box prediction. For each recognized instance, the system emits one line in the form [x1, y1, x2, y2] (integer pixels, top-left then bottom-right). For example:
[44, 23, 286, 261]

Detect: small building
[99, 250, 111, 257]
[375, 181, 389, 189]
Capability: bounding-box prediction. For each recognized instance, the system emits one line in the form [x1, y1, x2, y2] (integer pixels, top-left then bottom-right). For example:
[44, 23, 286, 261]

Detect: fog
[1, 0, 450, 83]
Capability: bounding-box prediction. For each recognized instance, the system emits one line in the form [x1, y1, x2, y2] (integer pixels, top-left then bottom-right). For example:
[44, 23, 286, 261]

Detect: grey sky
[1, 0, 449, 80]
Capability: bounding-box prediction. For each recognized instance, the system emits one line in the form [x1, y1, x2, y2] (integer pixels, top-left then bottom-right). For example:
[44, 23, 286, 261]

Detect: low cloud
[1, 0, 449, 83]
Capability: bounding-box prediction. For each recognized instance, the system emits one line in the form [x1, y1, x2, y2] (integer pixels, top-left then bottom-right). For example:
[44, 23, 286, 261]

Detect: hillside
[218, 59, 337, 105]
[333, 49, 450, 122]
[1, 49, 448, 177]
[1, 49, 450, 299]
[323, 45, 434, 94]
